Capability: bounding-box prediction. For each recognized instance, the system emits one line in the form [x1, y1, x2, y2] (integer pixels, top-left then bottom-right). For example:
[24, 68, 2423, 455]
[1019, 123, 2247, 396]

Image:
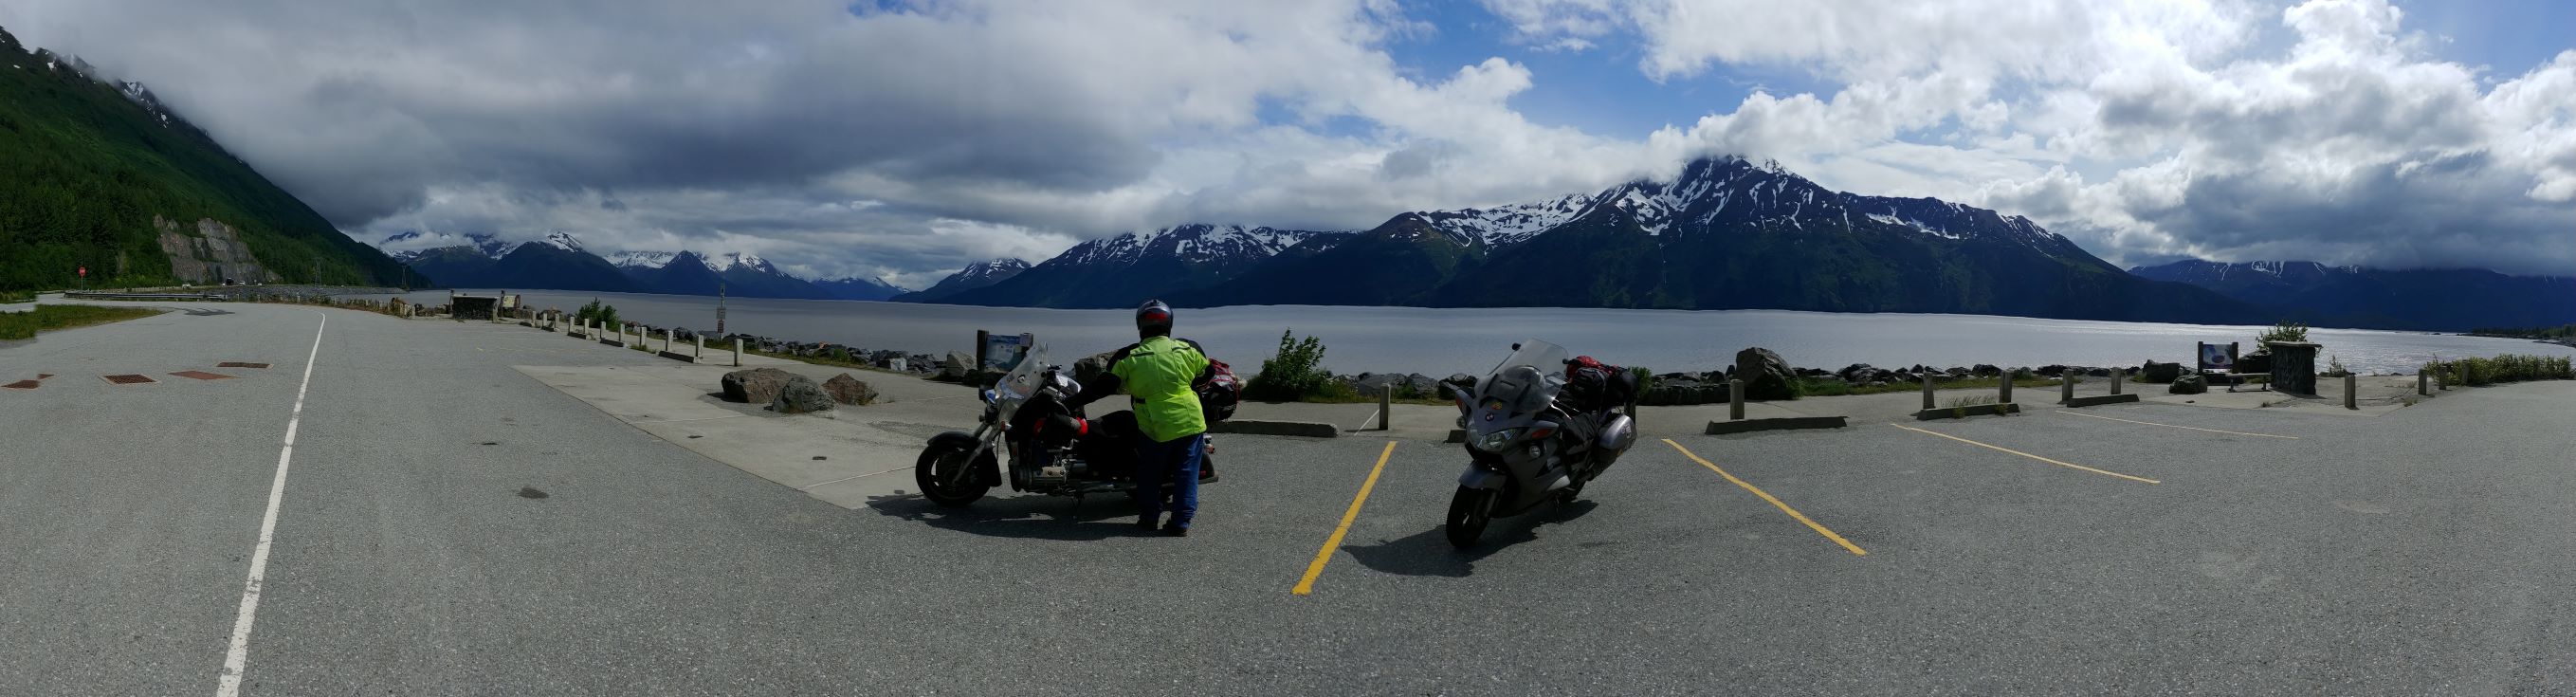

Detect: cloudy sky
[5, 0, 2572, 284]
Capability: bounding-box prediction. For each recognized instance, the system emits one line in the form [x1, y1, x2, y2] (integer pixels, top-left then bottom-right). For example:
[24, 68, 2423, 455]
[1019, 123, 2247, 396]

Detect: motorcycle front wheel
[914, 443, 993, 507]
[1445, 486, 1498, 549]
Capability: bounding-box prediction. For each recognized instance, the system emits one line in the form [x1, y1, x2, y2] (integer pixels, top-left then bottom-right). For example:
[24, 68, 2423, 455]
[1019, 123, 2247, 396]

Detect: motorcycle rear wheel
[1445, 486, 1497, 549]
[914, 443, 992, 507]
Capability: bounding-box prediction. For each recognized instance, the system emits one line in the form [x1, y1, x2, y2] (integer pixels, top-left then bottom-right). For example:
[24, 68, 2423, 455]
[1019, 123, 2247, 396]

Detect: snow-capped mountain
[895, 258, 1031, 303]
[607, 250, 679, 269]
[702, 251, 775, 274]
[1081, 155, 2256, 323]
[933, 225, 1343, 307]
[537, 230, 584, 253]
[381, 231, 511, 262]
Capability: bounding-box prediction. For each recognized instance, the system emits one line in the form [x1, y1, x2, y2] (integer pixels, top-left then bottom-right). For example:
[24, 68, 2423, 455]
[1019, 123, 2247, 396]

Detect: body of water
[375, 290, 2576, 376]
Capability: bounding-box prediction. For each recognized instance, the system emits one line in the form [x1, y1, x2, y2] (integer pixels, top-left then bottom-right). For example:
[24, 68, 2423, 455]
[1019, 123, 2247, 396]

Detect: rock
[770, 376, 835, 414]
[2170, 374, 2208, 394]
[1734, 347, 1799, 400]
[2087, 367, 2112, 377]
[822, 373, 878, 406]
[1072, 351, 1120, 384]
[938, 352, 974, 379]
[1838, 363, 1875, 381]
[2037, 364, 2068, 376]
[2142, 361, 2183, 383]
[1972, 364, 2001, 376]
[1351, 373, 1404, 397]
[1403, 373, 1440, 394]
[721, 367, 797, 404]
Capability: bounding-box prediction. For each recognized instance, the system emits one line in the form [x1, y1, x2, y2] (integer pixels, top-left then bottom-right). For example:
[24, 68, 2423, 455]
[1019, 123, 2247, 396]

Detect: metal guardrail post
[1728, 379, 1745, 420]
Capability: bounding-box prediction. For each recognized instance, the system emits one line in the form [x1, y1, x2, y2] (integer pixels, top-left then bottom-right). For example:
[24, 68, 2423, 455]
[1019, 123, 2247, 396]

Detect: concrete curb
[2063, 394, 2143, 408]
[1208, 420, 1340, 438]
[656, 351, 700, 364]
[1913, 403, 2022, 420]
[598, 338, 627, 348]
[1704, 416, 1849, 435]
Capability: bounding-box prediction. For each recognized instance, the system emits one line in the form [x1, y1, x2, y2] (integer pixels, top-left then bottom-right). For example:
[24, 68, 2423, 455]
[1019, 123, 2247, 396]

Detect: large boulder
[1734, 347, 1799, 400]
[770, 376, 835, 414]
[1351, 373, 1404, 397]
[937, 352, 975, 380]
[1971, 364, 2001, 377]
[822, 373, 879, 406]
[721, 367, 797, 404]
[2169, 374, 2208, 394]
[1072, 351, 1120, 384]
[2142, 361, 2183, 384]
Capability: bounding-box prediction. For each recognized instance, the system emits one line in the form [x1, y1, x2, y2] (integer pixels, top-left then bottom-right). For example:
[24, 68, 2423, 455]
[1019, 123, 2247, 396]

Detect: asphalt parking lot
[9, 301, 2576, 694]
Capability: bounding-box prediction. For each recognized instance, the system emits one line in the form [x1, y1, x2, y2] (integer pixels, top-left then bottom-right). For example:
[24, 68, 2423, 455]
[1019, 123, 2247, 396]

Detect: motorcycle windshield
[991, 344, 1050, 425]
[1466, 340, 1569, 436]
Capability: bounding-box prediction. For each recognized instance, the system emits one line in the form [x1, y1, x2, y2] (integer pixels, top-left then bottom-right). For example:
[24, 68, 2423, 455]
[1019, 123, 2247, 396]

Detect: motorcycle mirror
[1510, 342, 1521, 351]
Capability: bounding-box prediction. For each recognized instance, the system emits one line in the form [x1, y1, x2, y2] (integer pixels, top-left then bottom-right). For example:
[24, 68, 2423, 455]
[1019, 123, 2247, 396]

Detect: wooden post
[1728, 379, 1745, 421]
[1999, 370, 2014, 404]
[2061, 372, 2076, 404]
[2110, 370, 2123, 395]
[2345, 374, 2359, 410]
[975, 330, 991, 373]
[732, 338, 743, 367]
[1921, 373, 1936, 411]
[695, 335, 705, 361]
[2418, 368, 2429, 396]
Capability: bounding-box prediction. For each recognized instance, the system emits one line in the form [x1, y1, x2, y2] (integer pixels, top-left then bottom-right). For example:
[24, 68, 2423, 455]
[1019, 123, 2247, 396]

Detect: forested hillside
[0, 26, 410, 291]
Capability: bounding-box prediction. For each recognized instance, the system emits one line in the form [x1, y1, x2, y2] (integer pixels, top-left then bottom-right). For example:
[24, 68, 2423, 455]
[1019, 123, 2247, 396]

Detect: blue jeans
[1134, 432, 1204, 528]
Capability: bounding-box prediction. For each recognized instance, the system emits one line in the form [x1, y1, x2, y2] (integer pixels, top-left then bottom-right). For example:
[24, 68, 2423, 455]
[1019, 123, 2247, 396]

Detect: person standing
[1066, 300, 1210, 536]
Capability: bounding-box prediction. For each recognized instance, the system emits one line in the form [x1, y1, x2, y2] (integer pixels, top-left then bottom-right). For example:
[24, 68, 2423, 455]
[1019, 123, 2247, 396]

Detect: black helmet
[1136, 300, 1174, 338]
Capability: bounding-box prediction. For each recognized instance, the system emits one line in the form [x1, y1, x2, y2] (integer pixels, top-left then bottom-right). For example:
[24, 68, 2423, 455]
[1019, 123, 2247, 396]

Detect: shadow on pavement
[863, 491, 1156, 541]
[1343, 499, 1599, 578]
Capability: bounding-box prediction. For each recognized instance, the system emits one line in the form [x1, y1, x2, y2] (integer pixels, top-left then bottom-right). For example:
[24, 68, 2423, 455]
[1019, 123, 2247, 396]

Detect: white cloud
[3, 0, 2570, 281]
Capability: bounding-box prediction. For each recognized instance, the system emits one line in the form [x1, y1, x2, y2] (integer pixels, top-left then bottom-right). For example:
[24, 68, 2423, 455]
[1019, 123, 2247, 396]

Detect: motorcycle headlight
[1471, 429, 1521, 453]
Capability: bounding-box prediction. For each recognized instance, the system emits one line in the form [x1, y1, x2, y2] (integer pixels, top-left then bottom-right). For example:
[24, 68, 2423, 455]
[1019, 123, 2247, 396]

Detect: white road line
[214, 311, 325, 697]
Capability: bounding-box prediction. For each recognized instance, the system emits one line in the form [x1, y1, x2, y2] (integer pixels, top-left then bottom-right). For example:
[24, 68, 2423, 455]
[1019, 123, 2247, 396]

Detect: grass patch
[2424, 354, 2574, 387]
[0, 304, 163, 339]
[743, 345, 916, 377]
[0, 289, 37, 303]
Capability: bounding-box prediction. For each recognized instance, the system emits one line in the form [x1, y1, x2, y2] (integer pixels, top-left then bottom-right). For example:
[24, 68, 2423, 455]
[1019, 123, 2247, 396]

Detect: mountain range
[386, 230, 909, 301]
[0, 26, 411, 291]
[2129, 260, 2576, 331]
[935, 156, 2260, 323]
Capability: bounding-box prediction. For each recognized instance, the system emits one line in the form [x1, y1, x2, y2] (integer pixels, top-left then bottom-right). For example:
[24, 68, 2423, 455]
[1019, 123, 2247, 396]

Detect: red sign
[78, 266, 86, 278]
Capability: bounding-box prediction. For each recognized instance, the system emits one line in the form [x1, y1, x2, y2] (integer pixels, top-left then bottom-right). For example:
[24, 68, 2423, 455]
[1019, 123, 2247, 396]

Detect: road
[5, 300, 2575, 694]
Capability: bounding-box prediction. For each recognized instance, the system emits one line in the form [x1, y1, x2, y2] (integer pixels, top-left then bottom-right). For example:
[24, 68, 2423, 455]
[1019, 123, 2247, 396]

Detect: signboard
[2197, 341, 2238, 372]
[977, 330, 1035, 371]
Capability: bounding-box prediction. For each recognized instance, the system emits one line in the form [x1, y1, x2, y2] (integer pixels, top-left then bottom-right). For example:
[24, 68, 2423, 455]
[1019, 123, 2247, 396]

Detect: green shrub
[1245, 330, 1336, 402]
[2254, 321, 2309, 354]
[2423, 354, 2575, 386]
[573, 300, 620, 329]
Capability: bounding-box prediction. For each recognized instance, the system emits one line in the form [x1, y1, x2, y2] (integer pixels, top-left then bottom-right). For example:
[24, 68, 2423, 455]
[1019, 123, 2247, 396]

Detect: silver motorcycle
[1445, 340, 1636, 548]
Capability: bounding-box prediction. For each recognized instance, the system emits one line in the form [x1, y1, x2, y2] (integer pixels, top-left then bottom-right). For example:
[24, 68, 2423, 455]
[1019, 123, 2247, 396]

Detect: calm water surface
[382, 290, 2576, 376]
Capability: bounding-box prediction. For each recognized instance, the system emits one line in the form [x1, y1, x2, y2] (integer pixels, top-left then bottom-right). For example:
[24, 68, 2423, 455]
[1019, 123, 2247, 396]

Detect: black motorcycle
[1445, 340, 1636, 548]
[914, 345, 1216, 507]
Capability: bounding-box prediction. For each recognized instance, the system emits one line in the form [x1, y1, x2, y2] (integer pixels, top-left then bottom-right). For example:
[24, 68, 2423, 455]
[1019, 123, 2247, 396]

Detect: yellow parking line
[1661, 439, 1868, 556]
[1291, 441, 1398, 596]
[1890, 424, 2162, 485]
[2052, 410, 2298, 439]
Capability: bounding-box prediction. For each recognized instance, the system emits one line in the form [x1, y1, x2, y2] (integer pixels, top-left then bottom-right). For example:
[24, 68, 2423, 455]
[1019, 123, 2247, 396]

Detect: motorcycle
[1444, 339, 1636, 548]
[913, 345, 1217, 507]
